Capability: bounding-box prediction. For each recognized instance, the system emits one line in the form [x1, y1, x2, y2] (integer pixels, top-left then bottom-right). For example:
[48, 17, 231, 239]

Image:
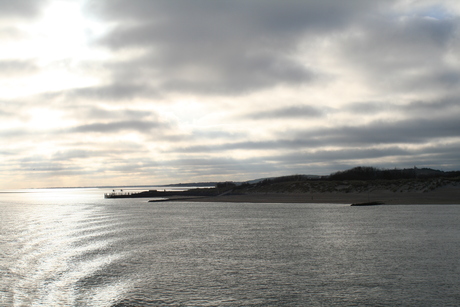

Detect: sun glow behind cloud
[26, 108, 67, 130]
[28, 1, 88, 60]
[2, 0, 106, 98]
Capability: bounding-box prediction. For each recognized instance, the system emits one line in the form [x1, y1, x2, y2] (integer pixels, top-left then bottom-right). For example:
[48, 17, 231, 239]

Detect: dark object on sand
[351, 201, 384, 206]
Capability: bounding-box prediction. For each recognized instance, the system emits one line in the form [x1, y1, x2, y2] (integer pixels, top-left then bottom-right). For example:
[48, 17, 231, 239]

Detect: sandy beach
[182, 185, 460, 204]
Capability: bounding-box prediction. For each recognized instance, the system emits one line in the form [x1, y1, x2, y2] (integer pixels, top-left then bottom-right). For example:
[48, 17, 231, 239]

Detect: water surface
[1, 189, 459, 306]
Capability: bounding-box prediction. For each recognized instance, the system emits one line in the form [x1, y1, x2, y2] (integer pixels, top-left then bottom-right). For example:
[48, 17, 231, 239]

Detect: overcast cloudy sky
[1, 0, 460, 188]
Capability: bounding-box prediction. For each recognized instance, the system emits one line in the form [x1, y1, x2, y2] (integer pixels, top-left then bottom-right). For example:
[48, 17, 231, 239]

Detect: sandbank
[178, 185, 460, 205]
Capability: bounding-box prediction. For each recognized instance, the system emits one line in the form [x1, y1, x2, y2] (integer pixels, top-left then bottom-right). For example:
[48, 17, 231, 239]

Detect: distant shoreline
[102, 171, 460, 205]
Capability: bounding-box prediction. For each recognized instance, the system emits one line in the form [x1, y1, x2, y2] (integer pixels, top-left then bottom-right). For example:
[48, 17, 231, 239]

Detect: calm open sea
[1, 188, 459, 306]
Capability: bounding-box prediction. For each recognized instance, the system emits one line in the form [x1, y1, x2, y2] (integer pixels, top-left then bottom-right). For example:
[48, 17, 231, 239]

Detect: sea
[1, 188, 459, 306]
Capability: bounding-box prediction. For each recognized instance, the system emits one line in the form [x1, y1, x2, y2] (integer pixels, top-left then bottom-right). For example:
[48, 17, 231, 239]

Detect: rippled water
[1, 189, 460, 306]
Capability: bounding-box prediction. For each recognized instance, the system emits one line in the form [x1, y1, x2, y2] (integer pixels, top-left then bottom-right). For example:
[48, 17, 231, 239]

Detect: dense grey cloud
[160, 156, 280, 179]
[158, 141, 460, 179]
[0, 0, 47, 18]
[342, 16, 457, 68]
[400, 98, 460, 115]
[265, 142, 460, 173]
[65, 83, 159, 102]
[169, 114, 460, 154]
[248, 105, 325, 119]
[344, 97, 460, 116]
[269, 147, 412, 166]
[339, 13, 460, 93]
[84, 0, 388, 95]
[169, 139, 323, 154]
[89, 0, 382, 34]
[293, 115, 460, 146]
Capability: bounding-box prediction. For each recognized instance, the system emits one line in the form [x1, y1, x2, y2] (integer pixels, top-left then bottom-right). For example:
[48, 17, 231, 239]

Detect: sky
[1, 0, 460, 189]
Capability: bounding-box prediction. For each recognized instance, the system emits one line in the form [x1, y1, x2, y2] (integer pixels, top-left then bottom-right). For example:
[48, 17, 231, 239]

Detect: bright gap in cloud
[1, 0, 108, 98]
[23, 0, 105, 63]
[26, 108, 67, 130]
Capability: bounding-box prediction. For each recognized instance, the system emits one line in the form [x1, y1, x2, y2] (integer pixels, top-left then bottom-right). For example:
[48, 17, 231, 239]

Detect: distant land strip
[105, 166, 460, 204]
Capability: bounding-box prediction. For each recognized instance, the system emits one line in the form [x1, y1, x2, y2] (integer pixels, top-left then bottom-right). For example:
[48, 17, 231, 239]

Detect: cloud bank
[1, 0, 460, 188]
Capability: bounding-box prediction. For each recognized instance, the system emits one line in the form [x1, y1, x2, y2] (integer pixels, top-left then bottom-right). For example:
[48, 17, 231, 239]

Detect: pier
[104, 190, 133, 198]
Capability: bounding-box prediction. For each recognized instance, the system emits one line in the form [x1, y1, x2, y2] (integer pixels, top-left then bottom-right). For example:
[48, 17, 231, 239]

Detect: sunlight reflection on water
[1, 189, 138, 306]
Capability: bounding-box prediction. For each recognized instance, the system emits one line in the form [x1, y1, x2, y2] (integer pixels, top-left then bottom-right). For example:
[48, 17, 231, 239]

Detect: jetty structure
[104, 189, 134, 198]
[104, 189, 211, 199]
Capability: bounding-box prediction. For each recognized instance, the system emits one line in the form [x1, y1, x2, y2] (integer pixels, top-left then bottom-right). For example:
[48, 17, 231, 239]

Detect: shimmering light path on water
[1, 189, 460, 306]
